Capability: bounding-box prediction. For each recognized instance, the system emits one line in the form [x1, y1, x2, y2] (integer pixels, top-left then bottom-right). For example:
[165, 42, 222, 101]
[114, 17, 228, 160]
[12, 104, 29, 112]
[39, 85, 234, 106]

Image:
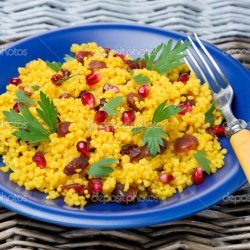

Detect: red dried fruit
[61, 184, 91, 196]
[192, 167, 205, 185]
[57, 122, 71, 138]
[60, 93, 73, 98]
[51, 73, 63, 84]
[114, 53, 126, 60]
[88, 179, 103, 194]
[88, 60, 107, 71]
[61, 68, 71, 78]
[75, 50, 93, 64]
[64, 155, 89, 175]
[13, 102, 25, 113]
[174, 135, 199, 153]
[125, 60, 140, 70]
[120, 144, 142, 160]
[126, 92, 143, 111]
[101, 126, 115, 134]
[94, 98, 106, 111]
[113, 183, 138, 203]
[32, 152, 47, 168]
[213, 125, 226, 137]
[103, 84, 120, 93]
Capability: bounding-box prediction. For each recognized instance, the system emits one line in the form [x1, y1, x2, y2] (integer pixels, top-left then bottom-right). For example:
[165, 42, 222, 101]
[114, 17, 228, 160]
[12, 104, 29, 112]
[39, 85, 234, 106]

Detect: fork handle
[230, 129, 250, 183]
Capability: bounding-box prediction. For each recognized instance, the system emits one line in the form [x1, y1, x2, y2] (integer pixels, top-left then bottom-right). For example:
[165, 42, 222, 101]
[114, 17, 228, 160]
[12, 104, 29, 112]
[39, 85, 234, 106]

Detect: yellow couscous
[0, 42, 227, 207]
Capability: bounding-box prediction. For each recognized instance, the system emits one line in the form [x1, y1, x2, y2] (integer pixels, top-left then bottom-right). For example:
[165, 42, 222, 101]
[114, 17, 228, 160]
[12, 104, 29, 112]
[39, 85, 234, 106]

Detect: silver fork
[184, 34, 250, 183]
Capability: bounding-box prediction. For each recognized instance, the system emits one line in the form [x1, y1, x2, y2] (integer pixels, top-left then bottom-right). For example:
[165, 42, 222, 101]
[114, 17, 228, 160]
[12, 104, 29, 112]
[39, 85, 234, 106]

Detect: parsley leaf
[130, 71, 150, 85]
[144, 40, 190, 74]
[3, 91, 57, 143]
[54, 74, 79, 85]
[194, 150, 211, 175]
[3, 104, 50, 143]
[36, 92, 57, 133]
[142, 126, 167, 157]
[88, 158, 118, 177]
[152, 100, 183, 124]
[132, 126, 146, 136]
[205, 103, 216, 126]
[102, 96, 123, 116]
[14, 90, 35, 105]
[132, 100, 183, 157]
[31, 85, 41, 91]
[46, 61, 62, 72]
[64, 54, 74, 62]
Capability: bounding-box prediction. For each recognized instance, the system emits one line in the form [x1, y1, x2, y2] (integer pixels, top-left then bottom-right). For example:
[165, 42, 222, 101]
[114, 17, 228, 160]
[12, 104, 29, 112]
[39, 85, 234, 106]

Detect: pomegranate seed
[178, 103, 193, 115]
[88, 179, 103, 194]
[86, 73, 101, 86]
[9, 77, 22, 86]
[13, 102, 25, 113]
[192, 167, 205, 185]
[114, 53, 126, 60]
[51, 73, 63, 84]
[138, 84, 150, 98]
[213, 125, 226, 137]
[75, 50, 93, 64]
[121, 110, 135, 125]
[94, 110, 108, 125]
[81, 92, 96, 108]
[76, 141, 90, 158]
[103, 84, 120, 93]
[178, 73, 189, 84]
[159, 173, 173, 184]
[101, 126, 115, 134]
[61, 68, 71, 78]
[32, 152, 47, 169]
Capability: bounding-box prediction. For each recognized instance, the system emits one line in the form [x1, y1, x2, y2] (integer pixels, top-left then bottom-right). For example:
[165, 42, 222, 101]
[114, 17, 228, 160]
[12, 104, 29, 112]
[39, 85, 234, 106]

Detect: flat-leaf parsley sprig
[3, 91, 57, 143]
[193, 150, 211, 175]
[88, 158, 118, 177]
[132, 100, 183, 157]
[14, 90, 35, 105]
[130, 71, 151, 85]
[143, 39, 190, 75]
[102, 96, 123, 116]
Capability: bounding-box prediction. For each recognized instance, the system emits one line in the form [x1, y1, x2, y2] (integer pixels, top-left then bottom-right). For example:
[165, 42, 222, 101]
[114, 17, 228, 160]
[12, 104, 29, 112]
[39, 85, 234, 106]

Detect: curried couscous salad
[0, 40, 227, 207]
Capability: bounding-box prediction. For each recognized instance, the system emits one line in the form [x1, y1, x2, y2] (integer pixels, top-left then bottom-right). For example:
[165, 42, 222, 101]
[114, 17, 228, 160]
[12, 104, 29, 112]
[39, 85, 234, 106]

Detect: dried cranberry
[61, 68, 71, 78]
[206, 127, 215, 137]
[104, 48, 111, 56]
[103, 84, 120, 93]
[57, 122, 71, 138]
[159, 139, 168, 154]
[88, 60, 107, 71]
[138, 60, 146, 69]
[126, 92, 143, 111]
[114, 54, 126, 60]
[125, 60, 140, 70]
[174, 135, 199, 153]
[120, 144, 143, 160]
[75, 50, 93, 64]
[64, 155, 89, 175]
[113, 183, 138, 203]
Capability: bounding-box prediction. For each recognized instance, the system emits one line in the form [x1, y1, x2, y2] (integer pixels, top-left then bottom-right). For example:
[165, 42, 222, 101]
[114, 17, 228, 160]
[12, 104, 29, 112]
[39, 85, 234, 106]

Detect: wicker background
[0, 0, 250, 249]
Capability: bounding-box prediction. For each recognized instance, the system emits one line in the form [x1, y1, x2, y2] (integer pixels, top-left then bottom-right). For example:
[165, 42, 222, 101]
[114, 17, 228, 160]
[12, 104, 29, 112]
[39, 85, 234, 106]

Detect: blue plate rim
[0, 23, 248, 229]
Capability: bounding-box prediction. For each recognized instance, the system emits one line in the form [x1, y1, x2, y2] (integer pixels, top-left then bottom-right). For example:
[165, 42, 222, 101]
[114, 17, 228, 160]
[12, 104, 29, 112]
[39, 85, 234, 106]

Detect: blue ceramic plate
[0, 24, 249, 229]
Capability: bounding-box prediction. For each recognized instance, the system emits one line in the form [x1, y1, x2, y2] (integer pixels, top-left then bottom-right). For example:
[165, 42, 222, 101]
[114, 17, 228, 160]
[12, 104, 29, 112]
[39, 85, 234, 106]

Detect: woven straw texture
[0, 0, 250, 249]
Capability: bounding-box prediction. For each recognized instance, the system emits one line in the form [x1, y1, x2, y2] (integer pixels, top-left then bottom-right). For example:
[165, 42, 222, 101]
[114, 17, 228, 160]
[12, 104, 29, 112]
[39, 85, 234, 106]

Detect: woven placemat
[0, 0, 250, 249]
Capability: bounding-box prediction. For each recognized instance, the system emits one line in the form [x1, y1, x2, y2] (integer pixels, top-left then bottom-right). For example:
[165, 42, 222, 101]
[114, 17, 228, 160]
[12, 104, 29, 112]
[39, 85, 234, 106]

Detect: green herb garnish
[46, 61, 62, 72]
[130, 71, 150, 85]
[88, 158, 118, 177]
[102, 96, 123, 116]
[132, 100, 183, 157]
[193, 150, 211, 175]
[143, 40, 190, 75]
[14, 90, 35, 105]
[31, 85, 41, 91]
[64, 54, 74, 62]
[54, 74, 79, 85]
[3, 91, 57, 143]
[205, 103, 216, 126]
